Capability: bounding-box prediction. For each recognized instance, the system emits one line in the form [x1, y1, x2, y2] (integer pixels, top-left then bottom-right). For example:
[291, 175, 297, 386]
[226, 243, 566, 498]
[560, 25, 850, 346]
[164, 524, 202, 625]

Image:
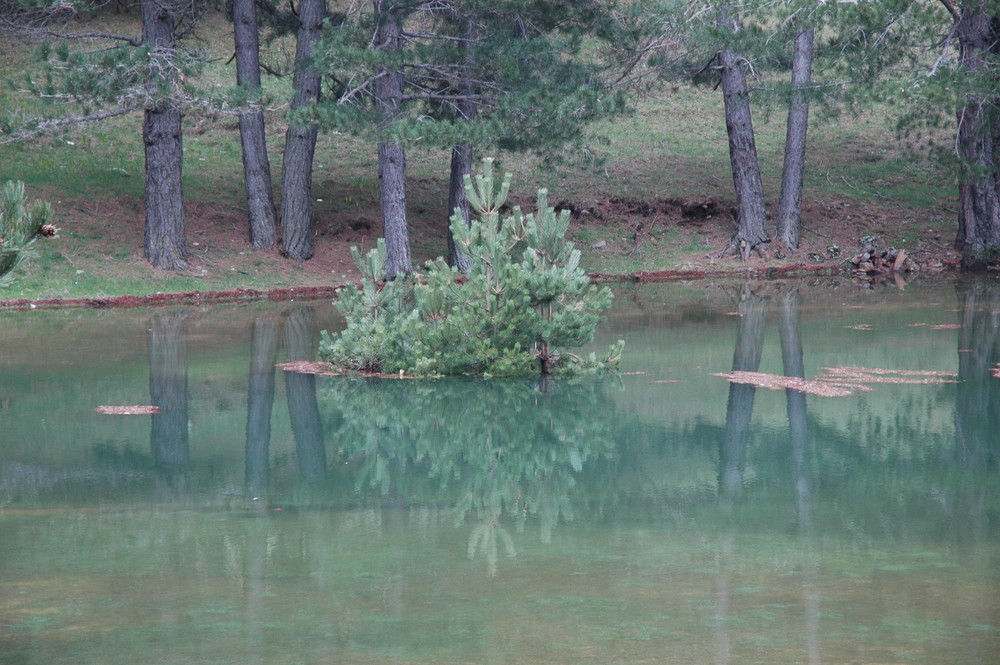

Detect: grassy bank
[0, 12, 959, 305]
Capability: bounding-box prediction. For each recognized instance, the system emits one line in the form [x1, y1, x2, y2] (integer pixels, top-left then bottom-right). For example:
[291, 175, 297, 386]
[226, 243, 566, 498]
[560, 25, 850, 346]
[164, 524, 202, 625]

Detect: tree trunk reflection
[719, 288, 766, 497]
[246, 315, 278, 499]
[283, 305, 326, 483]
[148, 310, 189, 473]
[955, 281, 1000, 472]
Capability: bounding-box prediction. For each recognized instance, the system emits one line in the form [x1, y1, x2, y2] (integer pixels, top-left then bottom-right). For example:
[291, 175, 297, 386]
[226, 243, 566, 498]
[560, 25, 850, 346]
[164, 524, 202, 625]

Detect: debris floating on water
[712, 371, 854, 397]
[95, 405, 161, 415]
[713, 366, 959, 397]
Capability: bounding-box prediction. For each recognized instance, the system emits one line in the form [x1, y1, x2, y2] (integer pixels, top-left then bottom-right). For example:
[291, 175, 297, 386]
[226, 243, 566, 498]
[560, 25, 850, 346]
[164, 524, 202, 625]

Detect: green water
[1, 279, 998, 665]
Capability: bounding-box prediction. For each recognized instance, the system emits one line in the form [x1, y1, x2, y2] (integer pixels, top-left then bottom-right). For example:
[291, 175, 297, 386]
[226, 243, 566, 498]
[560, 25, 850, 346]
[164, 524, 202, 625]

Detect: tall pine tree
[307, 0, 625, 279]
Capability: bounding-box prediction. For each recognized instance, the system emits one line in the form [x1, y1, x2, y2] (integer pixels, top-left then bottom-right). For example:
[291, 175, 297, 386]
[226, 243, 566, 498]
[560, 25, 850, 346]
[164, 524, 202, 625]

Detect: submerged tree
[320, 160, 623, 377]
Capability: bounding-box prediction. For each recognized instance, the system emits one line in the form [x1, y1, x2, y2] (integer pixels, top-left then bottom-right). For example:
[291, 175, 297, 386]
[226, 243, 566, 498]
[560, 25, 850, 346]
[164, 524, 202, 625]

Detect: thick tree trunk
[141, 0, 187, 270]
[375, 1, 411, 279]
[718, 288, 766, 497]
[776, 28, 814, 252]
[283, 306, 326, 484]
[446, 14, 479, 272]
[280, 0, 324, 261]
[246, 315, 278, 498]
[954, 7, 1000, 266]
[716, 6, 769, 261]
[148, 310, 189, 471]
[234, 0, 277, 250]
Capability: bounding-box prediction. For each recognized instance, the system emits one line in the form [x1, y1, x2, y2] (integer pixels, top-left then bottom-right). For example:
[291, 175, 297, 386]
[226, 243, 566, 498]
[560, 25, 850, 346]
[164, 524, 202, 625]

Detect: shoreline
[0, 262, 930, 312]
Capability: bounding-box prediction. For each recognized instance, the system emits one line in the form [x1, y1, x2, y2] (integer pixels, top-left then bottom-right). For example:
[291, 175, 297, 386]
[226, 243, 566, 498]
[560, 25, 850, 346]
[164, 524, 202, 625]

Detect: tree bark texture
[246, 315, 278, 498]
[141, 0, 187, 270]
[717, 6, 769, 260]
[954, 5, 1000, 264]
[283, 306, 326, 484]
[280, 0, 324, 260]
[234, 0, 277, 250]
[148, 310, 189, 471]
[447, 142, 474, 271]
[446, 14, 479, 272]
[375, 1, 412, 279]
[718, 288, 766, 497]
[776, 28, 814, 251]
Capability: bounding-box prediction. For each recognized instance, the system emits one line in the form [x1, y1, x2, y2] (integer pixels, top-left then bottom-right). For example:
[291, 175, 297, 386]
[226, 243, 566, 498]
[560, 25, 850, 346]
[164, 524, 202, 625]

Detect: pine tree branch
[1, 105, 140, 144]
[401, 30, 477, 44]
[938, 0, 959, 22]
[30, 27, 142, 46]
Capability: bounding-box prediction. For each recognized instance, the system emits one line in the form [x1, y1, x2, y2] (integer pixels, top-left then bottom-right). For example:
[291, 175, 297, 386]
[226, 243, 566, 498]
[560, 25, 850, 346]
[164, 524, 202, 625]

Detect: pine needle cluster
[0, 180, 51, 287]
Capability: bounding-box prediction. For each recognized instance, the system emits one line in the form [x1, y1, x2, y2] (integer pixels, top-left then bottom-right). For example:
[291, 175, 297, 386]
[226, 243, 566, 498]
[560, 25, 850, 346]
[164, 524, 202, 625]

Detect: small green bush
[320, 159, 623, 377]
[0, 180, 51, 287]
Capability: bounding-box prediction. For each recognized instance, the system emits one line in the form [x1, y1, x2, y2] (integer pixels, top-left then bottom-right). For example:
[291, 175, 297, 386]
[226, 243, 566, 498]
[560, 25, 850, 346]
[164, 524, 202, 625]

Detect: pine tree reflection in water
[321, 375, 618, 576]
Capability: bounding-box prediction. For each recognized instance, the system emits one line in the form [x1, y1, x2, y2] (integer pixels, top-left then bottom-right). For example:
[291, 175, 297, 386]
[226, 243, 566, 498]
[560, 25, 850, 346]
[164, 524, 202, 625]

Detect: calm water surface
[1, 278, 998, 665]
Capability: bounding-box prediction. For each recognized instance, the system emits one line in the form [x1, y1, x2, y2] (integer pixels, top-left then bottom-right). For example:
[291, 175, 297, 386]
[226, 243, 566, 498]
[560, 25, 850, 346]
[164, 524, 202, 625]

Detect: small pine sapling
[320, 159, 623, 376]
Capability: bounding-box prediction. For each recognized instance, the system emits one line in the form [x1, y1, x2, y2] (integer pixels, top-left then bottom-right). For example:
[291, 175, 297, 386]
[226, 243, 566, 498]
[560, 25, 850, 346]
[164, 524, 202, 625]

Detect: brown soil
[1, 189, 965, 310]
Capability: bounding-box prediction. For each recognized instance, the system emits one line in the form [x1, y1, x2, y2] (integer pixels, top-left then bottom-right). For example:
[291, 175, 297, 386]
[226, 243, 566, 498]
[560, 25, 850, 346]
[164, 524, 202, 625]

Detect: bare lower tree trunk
[776, 27, 814, 251]
[234, 0, 277, 250]
[141, 0, 187, 270]
[446, 13, 478, 272]
[447, 142, 474, 271]
[954, 6, 1000, 267]
[280, 0, 324, 261]
[716, 5, 768, 261]
[375, 1, 411, 280]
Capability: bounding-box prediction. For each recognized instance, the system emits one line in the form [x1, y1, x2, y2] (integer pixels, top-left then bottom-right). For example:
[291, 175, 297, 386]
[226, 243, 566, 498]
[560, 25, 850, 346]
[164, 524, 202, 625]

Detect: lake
[1, 277, 998, 665]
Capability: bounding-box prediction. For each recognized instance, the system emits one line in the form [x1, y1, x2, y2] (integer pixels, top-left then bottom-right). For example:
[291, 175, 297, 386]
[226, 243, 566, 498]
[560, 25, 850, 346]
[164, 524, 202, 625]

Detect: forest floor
[0, 186, 963, 310]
